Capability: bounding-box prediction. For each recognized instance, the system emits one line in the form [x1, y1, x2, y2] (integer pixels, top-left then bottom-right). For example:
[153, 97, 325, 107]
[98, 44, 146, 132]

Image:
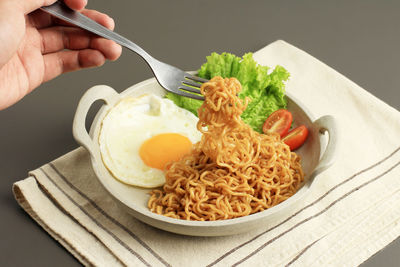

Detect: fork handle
[40, 1, 154, 63]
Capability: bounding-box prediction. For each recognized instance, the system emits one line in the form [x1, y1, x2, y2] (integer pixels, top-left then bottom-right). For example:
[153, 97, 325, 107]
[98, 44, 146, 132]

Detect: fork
[40, 1, 206, 100]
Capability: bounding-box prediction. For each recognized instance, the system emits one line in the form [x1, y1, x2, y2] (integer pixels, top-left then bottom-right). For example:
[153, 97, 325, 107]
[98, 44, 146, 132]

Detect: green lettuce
[165, 52, 289, 132]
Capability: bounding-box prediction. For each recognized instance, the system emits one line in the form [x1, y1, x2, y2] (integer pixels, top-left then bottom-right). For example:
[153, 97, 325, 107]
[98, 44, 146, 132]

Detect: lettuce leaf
[165, 52, 289, 132]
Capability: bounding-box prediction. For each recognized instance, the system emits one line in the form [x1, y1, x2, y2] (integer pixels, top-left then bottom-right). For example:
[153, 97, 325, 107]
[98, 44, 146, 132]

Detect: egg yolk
[139, 133, 193, 170]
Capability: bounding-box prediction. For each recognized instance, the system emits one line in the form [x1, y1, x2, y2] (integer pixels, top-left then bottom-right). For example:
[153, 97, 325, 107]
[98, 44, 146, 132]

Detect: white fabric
[13, 40, 400, 266]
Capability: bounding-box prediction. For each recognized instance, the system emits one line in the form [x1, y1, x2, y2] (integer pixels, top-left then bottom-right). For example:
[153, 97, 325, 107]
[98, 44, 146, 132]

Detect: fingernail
[110, 18, 115, 30]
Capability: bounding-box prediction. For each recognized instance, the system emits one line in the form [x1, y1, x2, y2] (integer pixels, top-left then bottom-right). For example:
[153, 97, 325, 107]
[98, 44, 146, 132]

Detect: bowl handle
[312, 115, 338, 177]
[72, 85, 120, 155]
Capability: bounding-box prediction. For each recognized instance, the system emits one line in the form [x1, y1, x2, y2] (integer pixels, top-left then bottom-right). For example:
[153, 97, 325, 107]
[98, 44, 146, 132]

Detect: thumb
[18, 0, 56, 14]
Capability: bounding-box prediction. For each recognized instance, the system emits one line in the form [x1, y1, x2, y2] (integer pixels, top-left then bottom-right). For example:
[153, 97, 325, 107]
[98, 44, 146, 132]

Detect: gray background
[1, 0, 399, 266]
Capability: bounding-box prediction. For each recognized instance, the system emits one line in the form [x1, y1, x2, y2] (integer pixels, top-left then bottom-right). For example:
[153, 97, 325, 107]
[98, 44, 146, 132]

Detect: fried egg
[99, 94, 201, 188]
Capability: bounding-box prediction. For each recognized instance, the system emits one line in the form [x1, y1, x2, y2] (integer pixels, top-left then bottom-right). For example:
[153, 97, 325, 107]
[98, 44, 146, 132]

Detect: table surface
[1, 0, 399, 266]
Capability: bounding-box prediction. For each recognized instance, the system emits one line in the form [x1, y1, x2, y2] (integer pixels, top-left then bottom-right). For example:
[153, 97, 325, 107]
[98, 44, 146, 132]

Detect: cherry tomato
[262, 109, 293, 137]
[282, 125, 308, 150]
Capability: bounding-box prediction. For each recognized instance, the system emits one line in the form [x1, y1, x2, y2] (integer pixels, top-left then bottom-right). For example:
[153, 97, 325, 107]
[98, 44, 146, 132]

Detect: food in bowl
[98, 52, 309, 222]
[148, 77, 304, 221]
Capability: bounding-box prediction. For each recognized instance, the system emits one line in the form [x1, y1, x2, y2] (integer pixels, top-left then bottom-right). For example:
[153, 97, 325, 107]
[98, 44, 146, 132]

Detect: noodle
[148, 76, 304, 221]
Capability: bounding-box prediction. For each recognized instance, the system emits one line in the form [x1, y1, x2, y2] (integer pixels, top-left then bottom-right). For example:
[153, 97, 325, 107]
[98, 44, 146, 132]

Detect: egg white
[99, 94, 201, 188]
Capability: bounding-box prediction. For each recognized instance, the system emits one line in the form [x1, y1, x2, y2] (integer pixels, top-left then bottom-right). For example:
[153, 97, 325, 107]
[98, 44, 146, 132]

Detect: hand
[0, 0, 122, 110]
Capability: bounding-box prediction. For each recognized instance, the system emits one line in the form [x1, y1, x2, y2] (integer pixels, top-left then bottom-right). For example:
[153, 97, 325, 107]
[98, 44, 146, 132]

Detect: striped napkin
[13, 40, 400, 266]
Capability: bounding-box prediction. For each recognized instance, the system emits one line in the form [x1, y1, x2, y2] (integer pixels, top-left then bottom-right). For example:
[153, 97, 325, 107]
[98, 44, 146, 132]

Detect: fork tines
[175, 89, 205, 100]
[177, 74, 208, 100]
[185, 74, 208, 84]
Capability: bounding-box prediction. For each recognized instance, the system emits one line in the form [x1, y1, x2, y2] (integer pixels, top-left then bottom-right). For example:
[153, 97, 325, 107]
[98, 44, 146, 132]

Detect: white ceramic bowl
[72, 76, 337, 236]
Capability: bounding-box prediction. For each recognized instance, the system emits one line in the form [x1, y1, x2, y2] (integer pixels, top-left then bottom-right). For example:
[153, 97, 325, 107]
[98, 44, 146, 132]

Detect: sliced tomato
[262, 109, 293, 137]
[282, 125, 308, 150]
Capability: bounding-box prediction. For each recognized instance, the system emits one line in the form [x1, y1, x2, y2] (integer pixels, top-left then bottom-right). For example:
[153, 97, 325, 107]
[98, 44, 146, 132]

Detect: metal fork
[40, 1, 206, 100]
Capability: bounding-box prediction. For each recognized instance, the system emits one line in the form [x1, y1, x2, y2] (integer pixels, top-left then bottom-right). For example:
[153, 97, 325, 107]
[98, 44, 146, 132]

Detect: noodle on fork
[148, 76, 304, 221]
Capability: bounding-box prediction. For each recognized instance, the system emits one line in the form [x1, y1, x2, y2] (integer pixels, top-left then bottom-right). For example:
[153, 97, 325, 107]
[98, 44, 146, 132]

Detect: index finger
[20, 0, 87, 14]
[63, 0, 87, 11]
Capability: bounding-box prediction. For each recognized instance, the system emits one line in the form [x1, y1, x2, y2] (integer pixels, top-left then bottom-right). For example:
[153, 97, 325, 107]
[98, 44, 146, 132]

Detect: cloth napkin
[13, 40, 400, 267]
